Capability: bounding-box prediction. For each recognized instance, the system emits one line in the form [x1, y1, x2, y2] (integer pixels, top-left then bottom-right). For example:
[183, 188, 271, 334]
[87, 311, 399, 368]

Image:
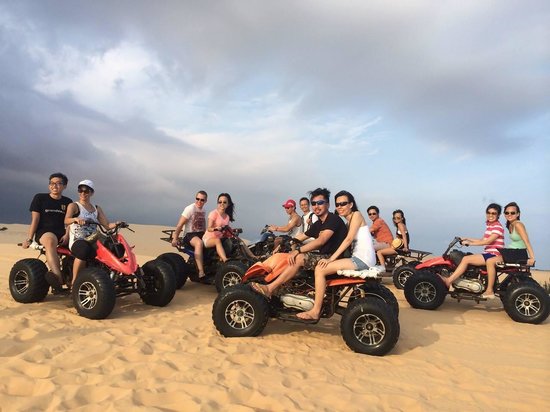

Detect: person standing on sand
[23, 172, 72, 292]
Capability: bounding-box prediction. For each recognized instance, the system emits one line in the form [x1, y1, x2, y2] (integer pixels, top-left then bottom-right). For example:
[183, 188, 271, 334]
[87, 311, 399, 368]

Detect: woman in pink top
[202, 193, 235, 262]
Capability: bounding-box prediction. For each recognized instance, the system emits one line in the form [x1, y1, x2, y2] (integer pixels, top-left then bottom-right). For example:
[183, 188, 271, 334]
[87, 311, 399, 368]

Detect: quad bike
[380, 248, 432, 289]
[212, 251, 400, 356]
[9, 222, 177, 320]
[404, 237, 549, 324]
[160, 225, 259, 291]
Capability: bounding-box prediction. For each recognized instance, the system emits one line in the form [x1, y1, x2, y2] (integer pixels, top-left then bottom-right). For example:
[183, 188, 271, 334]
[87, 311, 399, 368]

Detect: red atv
[404, 237, 549, 324]
[212, 252, 400, 356]
[9, 223, 176, 319]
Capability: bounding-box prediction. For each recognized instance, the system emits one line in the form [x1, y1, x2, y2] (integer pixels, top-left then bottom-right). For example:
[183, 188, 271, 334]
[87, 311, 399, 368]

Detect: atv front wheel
[157, 252, 189, 289]
[140, 259, 177, 307]
[341, 299, 400, 356]
[215, 260, 248, 293]
[503, 281, 550, 324]
[404, 270, 447, 310]
[72, 267, 116, 319]
[392, 262, 418, 290]
[212, 285, 269, 337]
[9, 258, 49, 303]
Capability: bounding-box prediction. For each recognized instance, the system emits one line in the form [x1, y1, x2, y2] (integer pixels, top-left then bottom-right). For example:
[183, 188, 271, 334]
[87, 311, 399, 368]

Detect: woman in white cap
[64, 179, 118, 286]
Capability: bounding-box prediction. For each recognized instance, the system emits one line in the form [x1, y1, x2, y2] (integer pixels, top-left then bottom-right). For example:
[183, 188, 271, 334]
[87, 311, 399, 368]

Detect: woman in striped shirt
[441, 203, 504, 293]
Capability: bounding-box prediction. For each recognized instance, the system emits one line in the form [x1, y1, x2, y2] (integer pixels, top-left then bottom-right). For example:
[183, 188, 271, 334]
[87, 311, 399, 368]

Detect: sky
[1, 0, 549, 267]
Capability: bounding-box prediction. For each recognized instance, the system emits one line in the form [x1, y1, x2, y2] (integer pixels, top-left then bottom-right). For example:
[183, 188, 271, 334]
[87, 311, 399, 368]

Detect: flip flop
[250, 282, 271, 298]
[45, 271, 64, 293]
[279, 312, 319, 325]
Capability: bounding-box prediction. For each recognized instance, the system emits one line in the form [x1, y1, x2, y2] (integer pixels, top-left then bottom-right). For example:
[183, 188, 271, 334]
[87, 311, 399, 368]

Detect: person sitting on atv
[64, 180, 119, 286]
[23, 172, 72, 292]
[441, 203, 505, 298]
[367, 205, 393, 251]
[375, 209, 410, 271]
[171, 190, 208, 280]
[202, 193, 235, 265]
[483, 202, 535, 299]
[299, 197, 318, 243]
[268, 199, 302, 251]
[297, 190, 377, 321]
[250, 187, 347, 298]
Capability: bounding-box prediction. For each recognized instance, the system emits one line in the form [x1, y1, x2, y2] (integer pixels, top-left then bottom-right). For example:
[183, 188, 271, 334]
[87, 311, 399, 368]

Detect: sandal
[251, 282, 271, 298]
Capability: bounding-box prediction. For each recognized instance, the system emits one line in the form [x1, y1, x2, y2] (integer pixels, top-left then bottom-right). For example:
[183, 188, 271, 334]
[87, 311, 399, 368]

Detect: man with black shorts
[23, 172, 72, 291]
[172, 191, 208, 280]
[251, 188, 347, 297]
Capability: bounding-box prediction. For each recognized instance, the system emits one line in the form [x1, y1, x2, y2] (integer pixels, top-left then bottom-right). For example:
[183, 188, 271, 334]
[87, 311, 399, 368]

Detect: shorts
[183, 231, 205, 248]
[71, 239, 97, 260]
[351, 256, 370, 270]
[302, 252, 330, 271]
[482, 253, 498, 261]
[35, 229, 65, 244]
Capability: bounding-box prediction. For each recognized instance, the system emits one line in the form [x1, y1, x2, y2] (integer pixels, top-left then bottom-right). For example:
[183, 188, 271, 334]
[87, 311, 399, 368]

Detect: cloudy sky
[1, 1, 549, 267]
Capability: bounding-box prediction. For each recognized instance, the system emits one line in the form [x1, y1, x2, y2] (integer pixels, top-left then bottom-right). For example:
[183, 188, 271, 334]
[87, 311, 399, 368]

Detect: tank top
[287, 215, 301, 238]
[396, 228, 410, 245]
[351, 225, 377, 267]
[69, 202, 99, 248]
[508, 226, 526, 249]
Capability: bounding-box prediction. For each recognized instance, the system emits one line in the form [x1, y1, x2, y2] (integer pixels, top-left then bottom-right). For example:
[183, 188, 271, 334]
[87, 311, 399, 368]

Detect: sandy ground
[0, 223, 549, 411]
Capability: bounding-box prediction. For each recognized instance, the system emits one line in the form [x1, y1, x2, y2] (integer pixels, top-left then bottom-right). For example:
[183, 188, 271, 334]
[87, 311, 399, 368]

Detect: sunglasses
[49, 182, 64, 186]
[504, 211, 517, 215]
[310, 200, 327, 206]
[78, 188, 91, 194]
[368, 212, 377, 216]
[486, 211, 498, 216]
[283, 206, 293, 209]
[196, 198, 206, 202]
[335, 201, 350, 207]
[218, 201, 228, 204]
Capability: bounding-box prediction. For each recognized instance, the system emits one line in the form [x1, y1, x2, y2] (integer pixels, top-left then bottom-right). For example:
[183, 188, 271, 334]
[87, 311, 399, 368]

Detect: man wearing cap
[269, 199, 301, 237]
[23, 172, 72, 291]
[65, 179, 118, 286]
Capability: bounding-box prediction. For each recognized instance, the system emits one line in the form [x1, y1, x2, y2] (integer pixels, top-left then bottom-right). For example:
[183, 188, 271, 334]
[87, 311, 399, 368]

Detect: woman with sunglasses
[375, 209, 410, 271]
[64, 180, 118, 287]
[296, 190, 376, 322]
[482, 202, 536, 299]
[441, 203, 505, 295]
[202, 193, 235, 263]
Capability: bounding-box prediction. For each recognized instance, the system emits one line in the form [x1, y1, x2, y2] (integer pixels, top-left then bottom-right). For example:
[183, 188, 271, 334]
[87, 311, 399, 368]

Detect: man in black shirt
[251, 188, 347, 297]
[23, 173, 72, 289]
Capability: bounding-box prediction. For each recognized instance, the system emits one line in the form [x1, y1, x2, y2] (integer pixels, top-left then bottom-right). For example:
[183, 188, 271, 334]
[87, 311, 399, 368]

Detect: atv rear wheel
[404, 270, 447, 310]
[157, 252, 189, 289]
[212, 285, 269, 337]
[341, 299, 399, 356]
[140, 259, 177, 307]
[355, 282, 399, 317]
[392, 262, 418, 290]
[503, 281, 550, 324]
[215, 260, 248, 293]
[9, 258, 49, 303]
[72, 267, 116, 319]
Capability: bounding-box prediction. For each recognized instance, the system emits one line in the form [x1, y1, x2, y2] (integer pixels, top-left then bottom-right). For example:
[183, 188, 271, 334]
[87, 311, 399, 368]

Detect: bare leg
[204, 238, 228, 262]
[264, 254, 304, 295]
[443, 254, 487, 287]
[190, 236, 206, 276]
[484, 256, 502, 296]
[72, 258, 86, 285]
[40, 232, 63, 279]
[297, 258, 356, 320]
[376, 247, 396, 267]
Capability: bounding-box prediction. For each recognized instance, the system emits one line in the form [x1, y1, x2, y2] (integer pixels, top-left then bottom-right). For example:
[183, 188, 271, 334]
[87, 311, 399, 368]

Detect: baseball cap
[282, 199, 296, 208]
[78, 179, 95, 191]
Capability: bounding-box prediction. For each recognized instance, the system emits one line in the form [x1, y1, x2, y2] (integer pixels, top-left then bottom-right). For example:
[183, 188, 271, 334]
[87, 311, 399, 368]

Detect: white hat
[78, 179, 95, 191]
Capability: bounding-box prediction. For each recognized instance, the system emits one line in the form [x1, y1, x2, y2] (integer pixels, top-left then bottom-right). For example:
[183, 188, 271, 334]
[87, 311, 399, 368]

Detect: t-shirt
[370, 218, 393, 244]
[202, 210, 230, 242]
[305, 212, 347, 256]
[483, 221, 505, 254]
[181, 203, 206, 235]
[29, 193, 72, 239]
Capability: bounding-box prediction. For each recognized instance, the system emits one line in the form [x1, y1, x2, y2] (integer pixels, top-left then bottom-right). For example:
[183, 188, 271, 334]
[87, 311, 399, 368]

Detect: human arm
[287, 231, 325, 265]
[324, 212, 363, 264]
[23, 211, 41, 249]
[462, 234, 499, 247]
[171, 215, 189, 246]
[369, 219, 380, 236]
[96, 206, 117, 230]
[269, 214, 301, 233]
[398, 222, 409, 251]
[514, 222, 536, 266]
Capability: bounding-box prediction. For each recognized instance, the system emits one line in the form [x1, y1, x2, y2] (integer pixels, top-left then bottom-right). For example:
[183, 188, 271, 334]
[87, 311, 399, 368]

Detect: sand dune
[0, 223, 548, 411]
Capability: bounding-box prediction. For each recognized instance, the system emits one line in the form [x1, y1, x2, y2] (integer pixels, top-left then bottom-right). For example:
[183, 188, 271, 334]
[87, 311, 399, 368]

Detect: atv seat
[336, 267, 382, 279]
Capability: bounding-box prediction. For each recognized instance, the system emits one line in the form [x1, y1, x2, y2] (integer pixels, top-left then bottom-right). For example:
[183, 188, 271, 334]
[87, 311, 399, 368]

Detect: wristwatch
[297, 246, 301, 253]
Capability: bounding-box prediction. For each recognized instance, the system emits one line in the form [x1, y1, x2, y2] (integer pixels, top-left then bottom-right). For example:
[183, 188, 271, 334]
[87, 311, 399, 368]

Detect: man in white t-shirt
[172, 191, 208, 277]
[299, 197, 318, 243]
